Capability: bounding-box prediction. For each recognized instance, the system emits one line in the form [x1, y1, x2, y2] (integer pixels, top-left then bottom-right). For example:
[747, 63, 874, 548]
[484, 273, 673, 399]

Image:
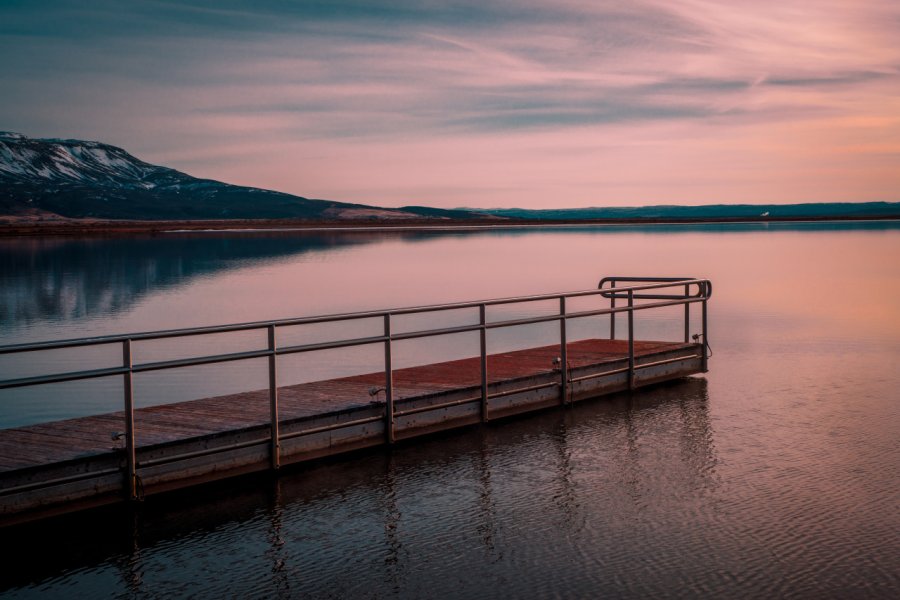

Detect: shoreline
[1, 214, 899, 237]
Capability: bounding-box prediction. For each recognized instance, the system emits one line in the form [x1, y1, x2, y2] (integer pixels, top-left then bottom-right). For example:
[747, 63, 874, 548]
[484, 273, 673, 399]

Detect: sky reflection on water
[0, 223, 898, 598]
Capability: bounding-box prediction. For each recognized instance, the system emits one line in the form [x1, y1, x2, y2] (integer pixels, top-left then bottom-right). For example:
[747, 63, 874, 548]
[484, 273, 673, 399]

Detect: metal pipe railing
[0, 296, 708, 391]
[0, 276, 711, 501]
[0, 278, 711, 355]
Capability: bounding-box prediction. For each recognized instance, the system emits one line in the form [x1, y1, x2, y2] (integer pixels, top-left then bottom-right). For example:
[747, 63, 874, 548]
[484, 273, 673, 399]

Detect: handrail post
[122, 339, 137, 501]
[559, 296, 568, 405]
[684, 283, 690, 343]
[479, 304, 489, 422]
[701, 283, 709, 373]
[384, 314, 395, 444]
[610, 282, 616, 340]
[267, 325, 280, 470]
[627, 290, 635, 390]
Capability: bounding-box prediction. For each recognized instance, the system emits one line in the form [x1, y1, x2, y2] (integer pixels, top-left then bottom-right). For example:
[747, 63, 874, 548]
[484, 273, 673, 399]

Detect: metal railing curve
[0, 276, 711, 501]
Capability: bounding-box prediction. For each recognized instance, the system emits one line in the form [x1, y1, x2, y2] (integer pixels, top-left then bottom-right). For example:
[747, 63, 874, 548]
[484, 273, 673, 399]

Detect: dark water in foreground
[1, 222, 899, 598]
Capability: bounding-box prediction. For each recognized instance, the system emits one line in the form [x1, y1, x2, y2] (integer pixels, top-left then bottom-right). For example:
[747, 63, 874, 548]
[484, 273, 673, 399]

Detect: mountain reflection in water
[3, 220, 895, 331]
[0, 233, 387, 328]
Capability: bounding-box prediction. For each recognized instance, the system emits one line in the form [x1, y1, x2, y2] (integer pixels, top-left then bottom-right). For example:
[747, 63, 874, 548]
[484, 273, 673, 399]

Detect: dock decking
[0, 276, 713, 525]
[1, 338, 702, 524]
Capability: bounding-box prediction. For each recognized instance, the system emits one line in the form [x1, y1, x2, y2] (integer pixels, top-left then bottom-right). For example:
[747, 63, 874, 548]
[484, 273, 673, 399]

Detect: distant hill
[472, 203, 900, 220]
[3, 132, 897, 225]
[0, 132, 486, 222]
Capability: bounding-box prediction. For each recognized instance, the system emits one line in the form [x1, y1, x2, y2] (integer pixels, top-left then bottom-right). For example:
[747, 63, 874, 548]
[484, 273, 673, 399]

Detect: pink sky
[2, 0, 899, 208]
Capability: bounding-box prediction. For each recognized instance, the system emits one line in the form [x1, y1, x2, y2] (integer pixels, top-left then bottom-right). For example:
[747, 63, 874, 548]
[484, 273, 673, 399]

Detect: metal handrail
[599, 276, 713, 300]
[0, 278, 710, 354]
[0, 298, 709, 391]
[599, 276, 712, 342]
[0, 277, 711, 501]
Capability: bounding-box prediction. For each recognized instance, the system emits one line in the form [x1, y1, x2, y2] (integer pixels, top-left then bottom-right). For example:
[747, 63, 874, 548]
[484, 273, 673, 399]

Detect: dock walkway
[0, 276, 711, 525]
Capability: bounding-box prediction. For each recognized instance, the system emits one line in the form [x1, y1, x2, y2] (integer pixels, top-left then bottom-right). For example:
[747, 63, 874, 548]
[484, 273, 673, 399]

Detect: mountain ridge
[3, 132, 898, 224]
[0, 132, 484, 221]
[469, 202, 900, 220]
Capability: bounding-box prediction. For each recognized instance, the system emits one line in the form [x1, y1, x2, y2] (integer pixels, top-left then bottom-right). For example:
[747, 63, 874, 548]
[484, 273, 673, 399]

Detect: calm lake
[1, 222, 899, 598]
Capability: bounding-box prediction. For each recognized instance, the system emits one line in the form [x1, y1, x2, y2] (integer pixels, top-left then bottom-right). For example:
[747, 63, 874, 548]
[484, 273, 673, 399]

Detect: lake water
[1, 222, 899, 598]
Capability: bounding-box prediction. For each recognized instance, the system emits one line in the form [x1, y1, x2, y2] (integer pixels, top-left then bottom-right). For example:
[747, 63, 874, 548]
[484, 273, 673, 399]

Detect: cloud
[1, 0, 899, 207]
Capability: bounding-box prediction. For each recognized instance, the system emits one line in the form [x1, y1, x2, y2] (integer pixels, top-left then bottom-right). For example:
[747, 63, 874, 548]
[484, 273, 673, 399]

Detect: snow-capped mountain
[0, 132, 202, 190]
[0, 132, 479, 221]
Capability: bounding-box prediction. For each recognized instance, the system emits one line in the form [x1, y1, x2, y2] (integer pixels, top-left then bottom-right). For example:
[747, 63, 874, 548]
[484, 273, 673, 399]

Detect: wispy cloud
[1, 0, 899, 207]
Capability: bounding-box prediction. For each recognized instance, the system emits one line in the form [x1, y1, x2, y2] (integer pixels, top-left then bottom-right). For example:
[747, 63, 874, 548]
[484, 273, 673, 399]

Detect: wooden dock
[0, 338, 702, 524]
[0, 276, 712, 525]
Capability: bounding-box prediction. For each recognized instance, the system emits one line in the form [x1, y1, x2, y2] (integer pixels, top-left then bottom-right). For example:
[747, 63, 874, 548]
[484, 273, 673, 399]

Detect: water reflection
[475, 435, 500, 563]
[0, 378, 716, 597]
[1, 222, 897, 598]
[4, 221, 898, 427]
[0, 233, 385, 329]
[3, 220, 897, 332]
[380, 453, 407, 594]
[550, 418, 581, 530]
[265, 480, 291, 598]
[116, 511, 144, 597]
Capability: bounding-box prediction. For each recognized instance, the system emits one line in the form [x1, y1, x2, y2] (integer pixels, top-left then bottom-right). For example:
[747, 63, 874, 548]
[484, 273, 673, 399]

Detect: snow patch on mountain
[0, 134, 168, 186]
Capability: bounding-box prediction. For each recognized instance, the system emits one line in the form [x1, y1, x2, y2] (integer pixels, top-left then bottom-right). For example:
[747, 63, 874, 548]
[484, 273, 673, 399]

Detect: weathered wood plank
[0, 339, 706, 523]
[0, 339, 695, 476]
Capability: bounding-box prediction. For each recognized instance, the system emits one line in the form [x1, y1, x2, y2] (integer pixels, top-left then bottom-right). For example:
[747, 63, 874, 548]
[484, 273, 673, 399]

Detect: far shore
[1, 215, 899, 237]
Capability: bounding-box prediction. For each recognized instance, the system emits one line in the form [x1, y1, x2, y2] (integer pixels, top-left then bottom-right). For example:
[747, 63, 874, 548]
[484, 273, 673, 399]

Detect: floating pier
[0, 277, 711, 525]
